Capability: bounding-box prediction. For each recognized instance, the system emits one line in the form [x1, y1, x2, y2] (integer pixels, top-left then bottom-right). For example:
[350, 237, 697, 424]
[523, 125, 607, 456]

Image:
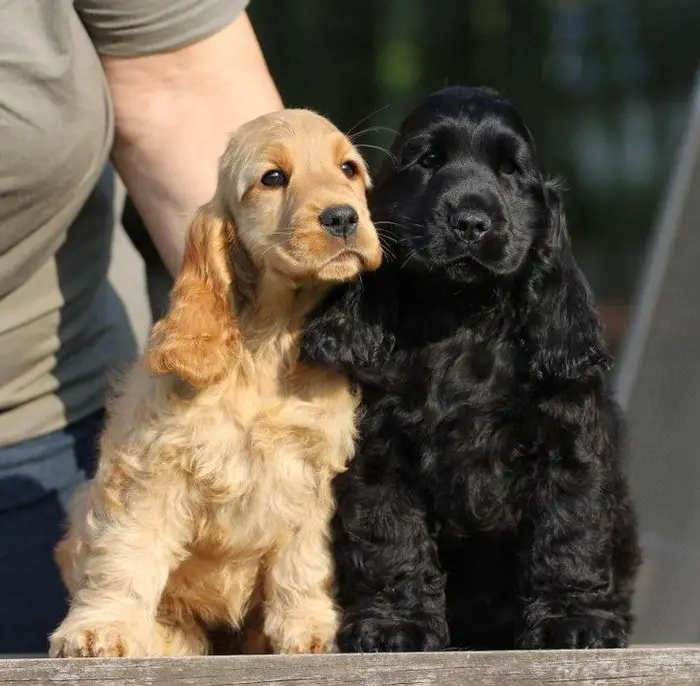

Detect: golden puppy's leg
[160, 552, 262, 655]
[237, 604, 272, 654]
[50, 474, 195, 657]
[54, 482, 90, 597]
[227, 568, 272, 654]
[263, 513, 338, 653]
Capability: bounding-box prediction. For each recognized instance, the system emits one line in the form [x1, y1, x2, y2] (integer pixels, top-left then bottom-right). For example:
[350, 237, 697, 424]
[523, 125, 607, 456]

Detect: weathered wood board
[1, 647, 700, 686]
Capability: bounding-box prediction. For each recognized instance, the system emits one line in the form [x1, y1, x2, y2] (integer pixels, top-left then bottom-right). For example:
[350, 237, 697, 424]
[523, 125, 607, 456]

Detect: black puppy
[300, 86, 640, 651]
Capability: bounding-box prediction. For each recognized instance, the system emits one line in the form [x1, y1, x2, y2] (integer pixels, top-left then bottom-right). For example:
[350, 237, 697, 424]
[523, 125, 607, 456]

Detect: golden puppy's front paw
[50, 622, 144, 658]
[300, 631, 337, 654]
[267, 609, 338, 654]
[273, 629, 336, 654]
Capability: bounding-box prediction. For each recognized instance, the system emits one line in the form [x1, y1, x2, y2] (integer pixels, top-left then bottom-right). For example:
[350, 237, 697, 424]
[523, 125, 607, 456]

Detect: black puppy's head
[375, 86, 551, 281]
[372, 86, 611, 379]
[301, 87, 610, 383]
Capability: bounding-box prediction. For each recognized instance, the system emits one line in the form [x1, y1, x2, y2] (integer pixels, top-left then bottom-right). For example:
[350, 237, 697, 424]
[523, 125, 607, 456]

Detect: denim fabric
[0, 410, 104, 654]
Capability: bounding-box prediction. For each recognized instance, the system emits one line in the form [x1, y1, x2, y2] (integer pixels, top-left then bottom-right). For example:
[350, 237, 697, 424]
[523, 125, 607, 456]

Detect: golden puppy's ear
[147, 204, 238, 388]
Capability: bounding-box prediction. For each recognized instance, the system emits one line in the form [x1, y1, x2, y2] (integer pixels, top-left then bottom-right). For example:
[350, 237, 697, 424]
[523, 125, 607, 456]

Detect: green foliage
[377, 39, 422, 96]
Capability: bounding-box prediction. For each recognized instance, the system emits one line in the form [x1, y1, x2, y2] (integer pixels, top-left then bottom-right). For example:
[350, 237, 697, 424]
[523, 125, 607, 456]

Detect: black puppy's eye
[499, 159, 517, 176]
[341, 161, 358, 179]
[418, 151, 441, 169]
[261, 170, 288, 187]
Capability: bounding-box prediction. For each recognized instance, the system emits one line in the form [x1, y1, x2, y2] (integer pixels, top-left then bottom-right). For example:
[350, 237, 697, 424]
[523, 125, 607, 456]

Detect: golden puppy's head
[221, 108, 381, 282]
[148, 109, 381, 388]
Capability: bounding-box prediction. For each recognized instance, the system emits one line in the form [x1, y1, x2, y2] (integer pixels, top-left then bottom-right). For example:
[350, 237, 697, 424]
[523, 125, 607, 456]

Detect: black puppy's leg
[517, 438, 629, 649]
[299, 277, 396, 383]
[333, 446, 448, 652]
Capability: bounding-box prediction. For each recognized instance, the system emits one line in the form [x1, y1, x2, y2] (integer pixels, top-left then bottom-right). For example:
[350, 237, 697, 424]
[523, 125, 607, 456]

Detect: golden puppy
[49, 109, 382, 658]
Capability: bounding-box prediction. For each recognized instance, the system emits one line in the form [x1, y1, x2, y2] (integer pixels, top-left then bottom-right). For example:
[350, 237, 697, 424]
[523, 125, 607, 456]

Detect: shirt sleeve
[74, 0, 250, 57]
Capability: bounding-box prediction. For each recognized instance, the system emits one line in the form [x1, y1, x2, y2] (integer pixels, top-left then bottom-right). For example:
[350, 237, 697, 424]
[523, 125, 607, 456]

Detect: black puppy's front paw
[300, 318, 393, 378]
[338, 615, 448, 653]
[519, 614, 627, 650]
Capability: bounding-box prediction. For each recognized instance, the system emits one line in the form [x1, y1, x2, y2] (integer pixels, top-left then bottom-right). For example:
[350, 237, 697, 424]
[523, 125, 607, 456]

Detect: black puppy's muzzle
[450, 208, 492, 241]
[444, 188, 506, 243]
[428, 164, 507, 241]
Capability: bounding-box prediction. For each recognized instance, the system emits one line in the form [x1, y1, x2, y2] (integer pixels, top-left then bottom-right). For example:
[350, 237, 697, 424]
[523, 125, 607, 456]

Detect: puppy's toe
[274, 630, 336, 654]
[520, 614, 627, 650]
[266, 610, 338, 654]
[338, 617, 447, 653]
[50, 625, 131, 658]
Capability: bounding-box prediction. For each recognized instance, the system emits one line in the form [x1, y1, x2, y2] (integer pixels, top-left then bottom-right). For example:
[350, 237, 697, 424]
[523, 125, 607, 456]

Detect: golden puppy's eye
[341, 161, 358, 179]
[261, 170, 288, 187]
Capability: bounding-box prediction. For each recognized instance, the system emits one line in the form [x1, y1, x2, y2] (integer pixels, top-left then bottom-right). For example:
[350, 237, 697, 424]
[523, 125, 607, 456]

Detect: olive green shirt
[0, 0, 248, 446]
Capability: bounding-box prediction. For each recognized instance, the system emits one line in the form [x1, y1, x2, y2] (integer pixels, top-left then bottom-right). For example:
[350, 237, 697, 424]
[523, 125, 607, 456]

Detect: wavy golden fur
[49, 109, 382, 657]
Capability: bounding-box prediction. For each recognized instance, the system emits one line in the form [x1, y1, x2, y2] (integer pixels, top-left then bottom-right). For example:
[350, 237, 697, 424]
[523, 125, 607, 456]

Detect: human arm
[99, 9, 282, 276]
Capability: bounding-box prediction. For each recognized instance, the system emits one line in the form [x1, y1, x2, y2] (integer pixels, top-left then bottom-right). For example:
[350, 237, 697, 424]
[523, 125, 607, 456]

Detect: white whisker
[345, 104, 391, 138]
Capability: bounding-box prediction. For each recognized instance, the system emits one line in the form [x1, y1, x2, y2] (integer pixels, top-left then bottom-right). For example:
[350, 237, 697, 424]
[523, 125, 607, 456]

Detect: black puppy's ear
[299, 271, 396, 380]
[525, 181, 612, 381]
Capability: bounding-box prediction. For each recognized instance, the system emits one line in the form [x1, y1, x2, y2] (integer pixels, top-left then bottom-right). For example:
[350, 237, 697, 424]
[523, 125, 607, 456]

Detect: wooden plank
[1, 648, 700, 686]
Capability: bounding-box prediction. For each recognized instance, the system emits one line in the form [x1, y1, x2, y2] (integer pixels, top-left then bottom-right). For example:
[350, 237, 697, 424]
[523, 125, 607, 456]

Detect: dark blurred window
[250, 0, 700, 349]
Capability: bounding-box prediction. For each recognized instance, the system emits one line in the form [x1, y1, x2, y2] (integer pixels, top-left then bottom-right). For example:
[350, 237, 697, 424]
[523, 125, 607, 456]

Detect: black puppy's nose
[319, 204, 358, 238]
[452, 210, 492, 240]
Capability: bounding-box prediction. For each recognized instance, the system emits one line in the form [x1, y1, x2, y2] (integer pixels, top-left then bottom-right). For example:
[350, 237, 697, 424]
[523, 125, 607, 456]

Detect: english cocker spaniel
[300, 86, 641, 651]
[49, 109, 382, 657]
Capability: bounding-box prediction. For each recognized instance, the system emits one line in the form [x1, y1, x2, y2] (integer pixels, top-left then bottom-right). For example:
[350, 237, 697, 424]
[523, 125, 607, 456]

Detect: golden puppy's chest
[234, 365, 357, 469]
[191, 371, 358, 549]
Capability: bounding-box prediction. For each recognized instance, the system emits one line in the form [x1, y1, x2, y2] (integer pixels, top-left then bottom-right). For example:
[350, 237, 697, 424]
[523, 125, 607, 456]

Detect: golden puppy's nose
[319, 204, 358, 239]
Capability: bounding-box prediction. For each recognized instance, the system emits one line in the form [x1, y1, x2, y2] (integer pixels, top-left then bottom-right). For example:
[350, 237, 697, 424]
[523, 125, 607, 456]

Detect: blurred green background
[249, 0, 700, 349]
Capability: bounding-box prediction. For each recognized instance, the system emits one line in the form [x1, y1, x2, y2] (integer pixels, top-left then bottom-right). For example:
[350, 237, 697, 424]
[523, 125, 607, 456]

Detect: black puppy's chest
[397, 331, 528, 532]
[411, 329, 515, 433]
[425, 333, 506, 399]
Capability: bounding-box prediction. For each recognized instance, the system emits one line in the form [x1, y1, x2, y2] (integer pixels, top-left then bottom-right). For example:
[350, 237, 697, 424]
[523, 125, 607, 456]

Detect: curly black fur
[300, 86, 641, 652]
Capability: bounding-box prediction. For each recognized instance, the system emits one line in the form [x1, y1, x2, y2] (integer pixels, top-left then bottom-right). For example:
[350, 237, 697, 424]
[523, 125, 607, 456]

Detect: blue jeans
[0, 410, 104, 655]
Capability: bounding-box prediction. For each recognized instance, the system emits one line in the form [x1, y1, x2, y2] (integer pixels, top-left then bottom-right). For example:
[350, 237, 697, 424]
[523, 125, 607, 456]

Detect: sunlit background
[251, 0, 700, 352]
